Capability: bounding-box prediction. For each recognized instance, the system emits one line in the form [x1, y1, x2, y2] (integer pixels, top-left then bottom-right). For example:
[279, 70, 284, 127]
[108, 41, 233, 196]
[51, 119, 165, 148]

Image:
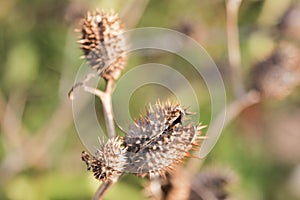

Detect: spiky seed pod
[77, 10, 127, 80]
[123, 101, 204, 177]
[251, 41, 300, 99]
[81, 137, 127, 182]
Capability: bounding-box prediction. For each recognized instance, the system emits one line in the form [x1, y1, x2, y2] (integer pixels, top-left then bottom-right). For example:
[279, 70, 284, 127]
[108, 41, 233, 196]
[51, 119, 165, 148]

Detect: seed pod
[123, 101, 204, 177]
[81, 137, 127, 182]
[189, 168, 236, 200]
[77, 10, 127, 80]
[251, 41, 300, 99]
[277, 4, 300, 41]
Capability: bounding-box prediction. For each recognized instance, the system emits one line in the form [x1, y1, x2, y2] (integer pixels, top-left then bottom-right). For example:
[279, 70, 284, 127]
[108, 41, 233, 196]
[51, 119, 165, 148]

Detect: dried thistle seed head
[251, 41, 300, 99]
[77, 10, 127, 80]
[278, 4, 300, 41]
[123, 101, 204, 177]
[189, 168, 237, 200]
[81, 137, 126, 182]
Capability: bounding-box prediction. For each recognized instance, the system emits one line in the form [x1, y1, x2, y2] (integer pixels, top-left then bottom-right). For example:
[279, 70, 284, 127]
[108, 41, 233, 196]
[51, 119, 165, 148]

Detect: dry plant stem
[0, 89, 6, 121]
[83, 79, 117, 200]
[226, 0, 245, 97]
[121, 0, 150, 28]
[93, 180, 116, 200]
[149, 173, 162, 200]
[1, 90, 28, 149]
[220, 89, 261, 126]
[101, 80, 116, 138]
[187, 90, 261, 174]
[83, 79, 116, 138]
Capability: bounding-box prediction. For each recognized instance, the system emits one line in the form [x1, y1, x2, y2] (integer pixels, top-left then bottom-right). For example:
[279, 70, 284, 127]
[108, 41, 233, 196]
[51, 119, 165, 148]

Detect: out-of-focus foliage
[1, 0, 300, 199]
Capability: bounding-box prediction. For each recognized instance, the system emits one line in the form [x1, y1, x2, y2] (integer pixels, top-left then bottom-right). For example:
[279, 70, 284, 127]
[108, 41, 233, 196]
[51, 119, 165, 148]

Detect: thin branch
[82, 80, 116, 138]
[149, 173, 162, 200]
[226, 0, 245, 97]
[187, 90, 261, 173]
[91, 79, 118, 200]
[93, 179, 116, 200]
[0, 151, 26, 186]
[69, 74, 117, 199]
[83, 85, 105, 99]
[100, 80, 116, 138]
[121, 0, 150, 28]
[1, 91, 28, 148]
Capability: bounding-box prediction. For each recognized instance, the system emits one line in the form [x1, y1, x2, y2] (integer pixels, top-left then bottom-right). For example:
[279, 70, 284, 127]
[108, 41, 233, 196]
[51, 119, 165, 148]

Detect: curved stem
[91, 79, 117, 200]
[82, 80, 116, 138]
[101, 80, 116, 138]
[187, 90, 261, 173]
[226, 0, 245, 97]
[149, 173, 162, 199]
[74, 78, 117, 199]
[93, 180, 115, 200]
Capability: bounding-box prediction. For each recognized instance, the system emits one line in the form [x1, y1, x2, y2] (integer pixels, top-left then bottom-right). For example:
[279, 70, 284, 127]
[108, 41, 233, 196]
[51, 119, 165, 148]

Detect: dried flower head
[278, 4, 300, 41]
[189, 168, 236, 200]
[251, 41, 300, 99]
[77, 10, 127, 80]
[123, 101, 204, 177]
[81, 137, 126, 182]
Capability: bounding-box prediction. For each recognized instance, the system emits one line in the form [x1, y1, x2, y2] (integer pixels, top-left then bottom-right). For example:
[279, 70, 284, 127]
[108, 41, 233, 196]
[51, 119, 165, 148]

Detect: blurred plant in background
[1, 0, 300, 199]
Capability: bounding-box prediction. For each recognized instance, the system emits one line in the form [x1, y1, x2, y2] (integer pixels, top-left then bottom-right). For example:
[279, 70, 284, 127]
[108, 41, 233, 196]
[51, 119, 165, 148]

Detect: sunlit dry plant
[251, 41, 300, 99]
[77, 10, 127, 80]
[123, 100, 205, 177]
[82, 101, 205, 181]
[74, 9, 206, 200]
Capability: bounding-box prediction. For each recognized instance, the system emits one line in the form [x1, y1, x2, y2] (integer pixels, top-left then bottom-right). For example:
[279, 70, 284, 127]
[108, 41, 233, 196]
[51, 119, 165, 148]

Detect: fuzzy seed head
[81, 137, 126, 182]
[77, 10, 127, 80]
[123, 101, 203, 177]
[251, 41, 300, 99]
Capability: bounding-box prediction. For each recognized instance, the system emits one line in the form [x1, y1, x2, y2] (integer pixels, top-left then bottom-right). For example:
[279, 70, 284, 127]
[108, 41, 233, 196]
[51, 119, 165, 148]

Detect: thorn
[198, 136, 208, 140]
[197, 125, 207, 131]
[68, 87, 75, 100]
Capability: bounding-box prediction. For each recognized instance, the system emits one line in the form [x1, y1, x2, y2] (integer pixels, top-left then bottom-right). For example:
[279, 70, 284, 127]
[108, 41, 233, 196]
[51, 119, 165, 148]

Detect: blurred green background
[1, 0, 300, 199]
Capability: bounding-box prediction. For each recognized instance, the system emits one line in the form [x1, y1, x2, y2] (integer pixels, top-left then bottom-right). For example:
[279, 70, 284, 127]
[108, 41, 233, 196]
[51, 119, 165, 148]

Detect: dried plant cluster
[77, 10, 127, 80]
[81, 101, 204, 182]
[251, 41, 300, 99]
[74, 10, 204, 185]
